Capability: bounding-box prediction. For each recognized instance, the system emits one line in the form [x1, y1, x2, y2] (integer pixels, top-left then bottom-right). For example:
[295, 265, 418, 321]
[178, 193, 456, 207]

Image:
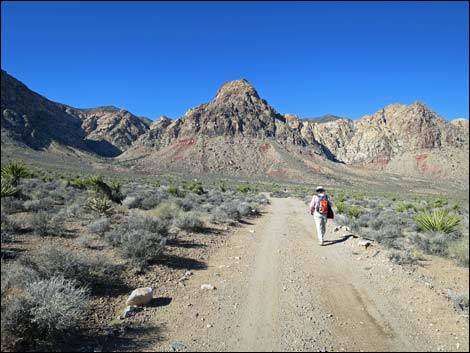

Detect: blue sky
[1, 1, 468, 120]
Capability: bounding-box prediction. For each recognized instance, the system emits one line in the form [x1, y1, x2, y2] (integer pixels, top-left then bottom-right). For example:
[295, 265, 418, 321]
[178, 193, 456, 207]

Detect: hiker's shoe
[319, 241, 324, 246]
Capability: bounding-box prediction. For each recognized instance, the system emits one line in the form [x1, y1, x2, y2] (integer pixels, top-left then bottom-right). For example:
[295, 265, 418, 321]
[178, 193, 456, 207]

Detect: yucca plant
[85, 175, 104, 192]
[415, 209, 460, 233]
[348, 205, 361, 219]
[1, 178, 18, 197]
[1, 161, 31, 185]
[87, 196, 113, 215]
[335, 202, 345, 214]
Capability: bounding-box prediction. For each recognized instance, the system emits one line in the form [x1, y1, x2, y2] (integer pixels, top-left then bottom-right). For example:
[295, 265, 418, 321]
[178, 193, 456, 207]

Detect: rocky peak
[214, 79, 260, 103]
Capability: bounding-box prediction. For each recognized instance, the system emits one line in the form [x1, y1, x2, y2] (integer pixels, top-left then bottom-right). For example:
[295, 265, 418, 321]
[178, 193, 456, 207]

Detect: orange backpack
[317, 194, 329, 214]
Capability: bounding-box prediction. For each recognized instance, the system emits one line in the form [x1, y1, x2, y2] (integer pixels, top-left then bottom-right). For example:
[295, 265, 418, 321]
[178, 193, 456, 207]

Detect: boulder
[126, 287, 153, 306]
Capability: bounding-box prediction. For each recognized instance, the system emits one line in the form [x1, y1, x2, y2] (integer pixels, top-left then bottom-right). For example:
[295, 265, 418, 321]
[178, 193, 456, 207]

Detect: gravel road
[142, 197, 469, 352]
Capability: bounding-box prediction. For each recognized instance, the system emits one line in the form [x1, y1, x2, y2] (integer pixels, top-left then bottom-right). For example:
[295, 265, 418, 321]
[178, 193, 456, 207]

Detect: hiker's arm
[309, 195, 316, 214]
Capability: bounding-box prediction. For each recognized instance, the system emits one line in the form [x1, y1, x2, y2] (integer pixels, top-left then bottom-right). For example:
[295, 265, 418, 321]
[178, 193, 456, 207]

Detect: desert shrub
[1, 178, 18, 197]
[86, 196, 113, 215]
[362, 223, 403, 249]
[208, 207, 233, 225]
[87, 217, 110, 237]
[430, 198, 448, 208]
[177, 192, 205, 211]
[140, 189, 170, 209]
[168, 185, 182, 197]
[1, 211, 21, 233]
[335, 202, 345, 214]
[238, 185, 253, 193]
[206, 191, 225, 208]
[388, 250, 418, 266]
[1, 263, 39, 298]
[410, 231, 459, 257]
[20, 245, 115, 287]
[151, 201, 181, 221]
[183, 180, 205, 195]
[396, 203, 416, 213]
[348, 205, 361, 219]
[30, 211, 65, 237]
[64, 202, 82, 217]
[1, 161, 32, 185]
[122, 196, 139, 208]
[220, 201, 242, 220]
[336, 193, 347, 203]
[237, 202, 252, 217]
[105, 214, 168, 269]
[174, 212, 204, 232]
[415, 209, 460, 233]
[357, 213, 374, 228]
[448, 237, 469, 267]
[23, 199, 44, 212]
[1, 276, 89, 351]
[1, 196, 24, 214]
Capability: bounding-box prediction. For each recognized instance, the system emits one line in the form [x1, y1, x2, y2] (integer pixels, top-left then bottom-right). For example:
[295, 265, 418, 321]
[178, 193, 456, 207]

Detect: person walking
[309, 186, 332, 246]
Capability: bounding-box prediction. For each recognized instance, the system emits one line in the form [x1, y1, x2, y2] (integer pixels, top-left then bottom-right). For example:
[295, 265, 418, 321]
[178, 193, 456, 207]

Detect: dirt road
[136, 197, 468, 352]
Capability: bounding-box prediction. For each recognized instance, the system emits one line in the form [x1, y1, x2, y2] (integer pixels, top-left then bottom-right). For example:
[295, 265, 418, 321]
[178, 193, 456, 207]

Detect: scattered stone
[249, 230, 255, 233]
[201, 284, 216, 290]
[359, 240, 372, 248]
[170, 342, 187, 352]
[334, 227, 340, 232]
[126, 287, 153, 306]
[206, 323, 213, 328]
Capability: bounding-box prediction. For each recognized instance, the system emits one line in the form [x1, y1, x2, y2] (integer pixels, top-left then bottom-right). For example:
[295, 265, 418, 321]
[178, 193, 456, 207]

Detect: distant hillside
[302, 114, 347, 124]
[1, 70, 150, 157]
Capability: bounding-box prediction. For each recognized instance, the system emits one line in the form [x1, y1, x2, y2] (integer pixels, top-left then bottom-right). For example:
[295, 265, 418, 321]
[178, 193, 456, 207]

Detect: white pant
[313, 211, 327, 243]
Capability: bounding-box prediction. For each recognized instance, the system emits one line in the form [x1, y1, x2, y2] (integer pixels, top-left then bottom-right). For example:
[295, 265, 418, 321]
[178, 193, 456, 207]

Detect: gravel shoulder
[123, 197, 469, 352]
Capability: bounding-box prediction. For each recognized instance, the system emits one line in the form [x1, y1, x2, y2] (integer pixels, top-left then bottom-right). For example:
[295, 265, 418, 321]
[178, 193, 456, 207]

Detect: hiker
[309, 186, 333, 246]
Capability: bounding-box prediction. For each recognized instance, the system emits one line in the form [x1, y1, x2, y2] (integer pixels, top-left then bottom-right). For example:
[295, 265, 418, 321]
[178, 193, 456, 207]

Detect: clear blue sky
[1, 1, 468, 120]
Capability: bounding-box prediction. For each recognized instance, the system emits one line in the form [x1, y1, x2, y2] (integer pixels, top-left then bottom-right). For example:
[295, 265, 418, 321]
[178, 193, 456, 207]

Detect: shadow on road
[323, 234, 358, 246]
[155, 254, 207, 270]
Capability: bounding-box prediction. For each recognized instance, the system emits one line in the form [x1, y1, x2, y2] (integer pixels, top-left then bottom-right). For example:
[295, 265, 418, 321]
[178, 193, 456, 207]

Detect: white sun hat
[315, 186, 325, 192]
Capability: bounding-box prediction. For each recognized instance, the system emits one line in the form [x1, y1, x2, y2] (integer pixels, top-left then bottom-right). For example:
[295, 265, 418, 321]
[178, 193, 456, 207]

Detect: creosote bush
[31, 211, 65, 237]
[1, 276, 89, 351]
[105, 214, 168, 270]
[174, 212, 204, 232]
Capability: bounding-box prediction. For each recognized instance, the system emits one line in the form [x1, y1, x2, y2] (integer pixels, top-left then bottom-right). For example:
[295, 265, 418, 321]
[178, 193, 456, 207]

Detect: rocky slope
[1, 70, 150, 157]
[63, 105, 151, 153]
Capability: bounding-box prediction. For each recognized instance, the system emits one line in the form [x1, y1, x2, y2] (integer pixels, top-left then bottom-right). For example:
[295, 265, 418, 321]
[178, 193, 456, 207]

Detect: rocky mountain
[2, 70, 468, 182]
[1, 70, 150, 157]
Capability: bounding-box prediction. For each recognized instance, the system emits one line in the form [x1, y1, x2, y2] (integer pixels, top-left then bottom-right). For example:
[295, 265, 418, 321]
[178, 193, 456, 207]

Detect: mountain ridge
[1, 70, 468, 182]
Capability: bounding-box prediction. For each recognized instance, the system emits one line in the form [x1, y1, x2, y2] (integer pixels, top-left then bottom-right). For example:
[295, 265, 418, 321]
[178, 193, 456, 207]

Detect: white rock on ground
[201, 284, 216, 290]
[126, 287, 153, 306]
